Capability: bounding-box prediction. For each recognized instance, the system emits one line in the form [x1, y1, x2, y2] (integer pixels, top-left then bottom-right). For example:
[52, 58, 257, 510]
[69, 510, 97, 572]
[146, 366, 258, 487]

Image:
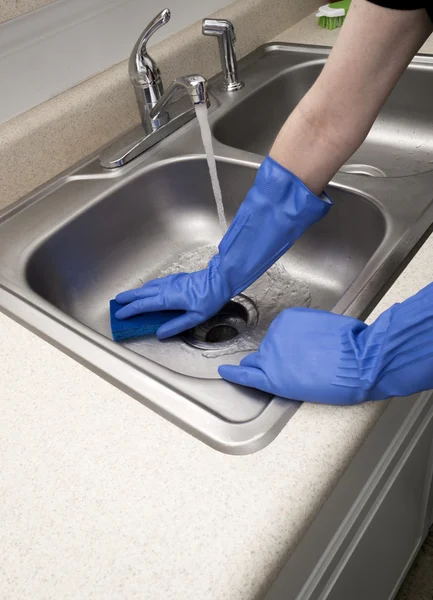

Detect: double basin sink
[2, 44, 433, 453]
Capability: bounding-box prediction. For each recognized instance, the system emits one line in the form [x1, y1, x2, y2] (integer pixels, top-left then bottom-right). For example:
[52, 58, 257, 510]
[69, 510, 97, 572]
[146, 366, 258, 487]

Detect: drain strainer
[182, 294, 258, 350]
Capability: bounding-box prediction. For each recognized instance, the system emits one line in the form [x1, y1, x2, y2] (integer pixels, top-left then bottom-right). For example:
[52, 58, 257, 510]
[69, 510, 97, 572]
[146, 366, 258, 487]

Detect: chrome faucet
[100, 8, 209, 169]
[202, 19, 243, 91]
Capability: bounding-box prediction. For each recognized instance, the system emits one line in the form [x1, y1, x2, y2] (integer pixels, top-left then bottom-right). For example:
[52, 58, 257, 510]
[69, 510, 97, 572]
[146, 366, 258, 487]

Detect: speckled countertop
[2, 10, 433, 600]
[0, 0, 56, 24]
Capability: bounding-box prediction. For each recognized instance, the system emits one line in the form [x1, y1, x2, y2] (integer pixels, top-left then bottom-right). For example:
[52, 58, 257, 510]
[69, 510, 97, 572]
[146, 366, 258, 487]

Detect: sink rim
[0, 156, 422, 454]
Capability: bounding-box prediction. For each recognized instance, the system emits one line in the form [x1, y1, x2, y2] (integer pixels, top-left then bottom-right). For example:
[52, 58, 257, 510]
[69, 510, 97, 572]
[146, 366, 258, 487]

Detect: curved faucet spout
[150, 75, 209, 123]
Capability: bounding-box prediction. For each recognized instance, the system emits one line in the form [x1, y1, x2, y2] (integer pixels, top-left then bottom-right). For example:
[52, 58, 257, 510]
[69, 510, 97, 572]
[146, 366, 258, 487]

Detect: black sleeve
[367, 0, 433, 22]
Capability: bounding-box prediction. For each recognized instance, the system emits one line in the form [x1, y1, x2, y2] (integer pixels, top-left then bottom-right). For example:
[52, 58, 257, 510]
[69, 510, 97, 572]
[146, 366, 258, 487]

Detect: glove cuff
[216, 156, 332, 298]
[333, 283, 433, 401]
[369, 283, 433, 399]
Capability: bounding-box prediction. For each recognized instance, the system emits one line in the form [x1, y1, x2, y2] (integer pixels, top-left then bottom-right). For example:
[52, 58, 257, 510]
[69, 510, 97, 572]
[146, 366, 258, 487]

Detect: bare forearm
[270, 0, 432, 195]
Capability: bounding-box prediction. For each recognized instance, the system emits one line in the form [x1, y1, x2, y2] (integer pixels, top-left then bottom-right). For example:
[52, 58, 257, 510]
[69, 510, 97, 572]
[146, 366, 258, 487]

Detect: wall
[0, 0, 233, 125]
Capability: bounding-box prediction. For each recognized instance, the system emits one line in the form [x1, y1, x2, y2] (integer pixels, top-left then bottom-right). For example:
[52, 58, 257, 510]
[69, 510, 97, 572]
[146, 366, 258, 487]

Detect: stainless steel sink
[214, 44, 433, 177]
[2, 43, 433, 454]
[24, 160, 385, 376]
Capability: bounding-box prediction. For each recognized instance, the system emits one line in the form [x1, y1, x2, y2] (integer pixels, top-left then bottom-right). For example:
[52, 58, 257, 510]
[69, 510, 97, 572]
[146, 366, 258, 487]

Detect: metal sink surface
[215, 45, 433, 178]
[2, 43, 433, 454]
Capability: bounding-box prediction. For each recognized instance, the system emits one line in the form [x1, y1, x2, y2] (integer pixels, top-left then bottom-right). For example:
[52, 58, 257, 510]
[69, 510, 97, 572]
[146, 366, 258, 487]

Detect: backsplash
[0, 0, 56, 23]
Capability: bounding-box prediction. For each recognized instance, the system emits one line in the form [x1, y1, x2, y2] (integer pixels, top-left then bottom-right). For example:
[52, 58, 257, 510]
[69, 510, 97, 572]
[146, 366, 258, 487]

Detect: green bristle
[318, 15, 346, 30]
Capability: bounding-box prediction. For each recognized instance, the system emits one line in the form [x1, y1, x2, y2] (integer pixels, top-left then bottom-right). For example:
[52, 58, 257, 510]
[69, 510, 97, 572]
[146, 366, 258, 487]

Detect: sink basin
[214, 45, 433, 177]
[2, 43, 433, 453]
[25, 158, 386, 380]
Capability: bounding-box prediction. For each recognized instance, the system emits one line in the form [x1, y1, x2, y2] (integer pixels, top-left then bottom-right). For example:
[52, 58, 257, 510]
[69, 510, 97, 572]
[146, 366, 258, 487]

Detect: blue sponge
[109, 299, 183, 342]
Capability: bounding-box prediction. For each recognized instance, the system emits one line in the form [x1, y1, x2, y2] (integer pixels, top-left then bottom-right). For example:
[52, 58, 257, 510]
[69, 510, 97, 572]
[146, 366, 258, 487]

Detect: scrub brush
[316, 0, 351, 29]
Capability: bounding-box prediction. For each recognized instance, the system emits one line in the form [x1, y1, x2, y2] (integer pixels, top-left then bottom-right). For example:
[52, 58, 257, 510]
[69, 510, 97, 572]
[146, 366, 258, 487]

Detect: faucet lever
[136, 8, 171, 56]
[129, 8, 171, 129]
[202, 19, 243, 91]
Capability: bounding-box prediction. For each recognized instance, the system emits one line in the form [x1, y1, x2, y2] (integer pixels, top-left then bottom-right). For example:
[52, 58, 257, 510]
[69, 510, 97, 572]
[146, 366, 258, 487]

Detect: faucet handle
[138, 8, 171, 54]
[129, 8, 171, 88]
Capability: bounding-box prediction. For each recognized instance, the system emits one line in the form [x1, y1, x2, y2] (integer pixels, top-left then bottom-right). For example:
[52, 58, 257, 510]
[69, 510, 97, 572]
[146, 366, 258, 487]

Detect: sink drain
[205, 324, 238, 343]
[182, 294, 258, 350]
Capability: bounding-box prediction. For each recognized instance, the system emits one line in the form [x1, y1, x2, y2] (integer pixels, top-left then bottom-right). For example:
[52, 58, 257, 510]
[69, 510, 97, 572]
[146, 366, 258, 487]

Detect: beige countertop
[2, 9, 433, 600]
[0, 0, 56, 24]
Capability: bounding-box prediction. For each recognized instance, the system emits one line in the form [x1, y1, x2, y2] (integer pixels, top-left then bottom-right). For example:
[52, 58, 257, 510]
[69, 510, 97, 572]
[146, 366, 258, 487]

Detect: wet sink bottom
[120, 244, 312, 378]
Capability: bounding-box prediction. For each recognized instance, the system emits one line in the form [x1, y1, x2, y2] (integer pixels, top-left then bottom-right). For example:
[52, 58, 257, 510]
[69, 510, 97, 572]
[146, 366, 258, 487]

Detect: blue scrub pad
[109, 299, 183, 342]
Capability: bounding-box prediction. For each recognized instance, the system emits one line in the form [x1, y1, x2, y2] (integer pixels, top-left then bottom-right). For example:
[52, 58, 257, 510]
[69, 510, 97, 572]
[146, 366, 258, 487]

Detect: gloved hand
[219, 283, 433, 405]
[115, 156, 331, 339]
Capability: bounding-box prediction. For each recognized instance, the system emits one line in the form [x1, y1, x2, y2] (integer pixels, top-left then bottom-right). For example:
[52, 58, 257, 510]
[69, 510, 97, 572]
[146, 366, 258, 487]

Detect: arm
[218, 4, 433, 403]
[270, 0, 432, 194]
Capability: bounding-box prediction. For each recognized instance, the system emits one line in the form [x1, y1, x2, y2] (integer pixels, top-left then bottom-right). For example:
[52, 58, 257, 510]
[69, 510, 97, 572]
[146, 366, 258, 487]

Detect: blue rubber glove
[115, 156, 331, 338]
[219, 282, 433, 405]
